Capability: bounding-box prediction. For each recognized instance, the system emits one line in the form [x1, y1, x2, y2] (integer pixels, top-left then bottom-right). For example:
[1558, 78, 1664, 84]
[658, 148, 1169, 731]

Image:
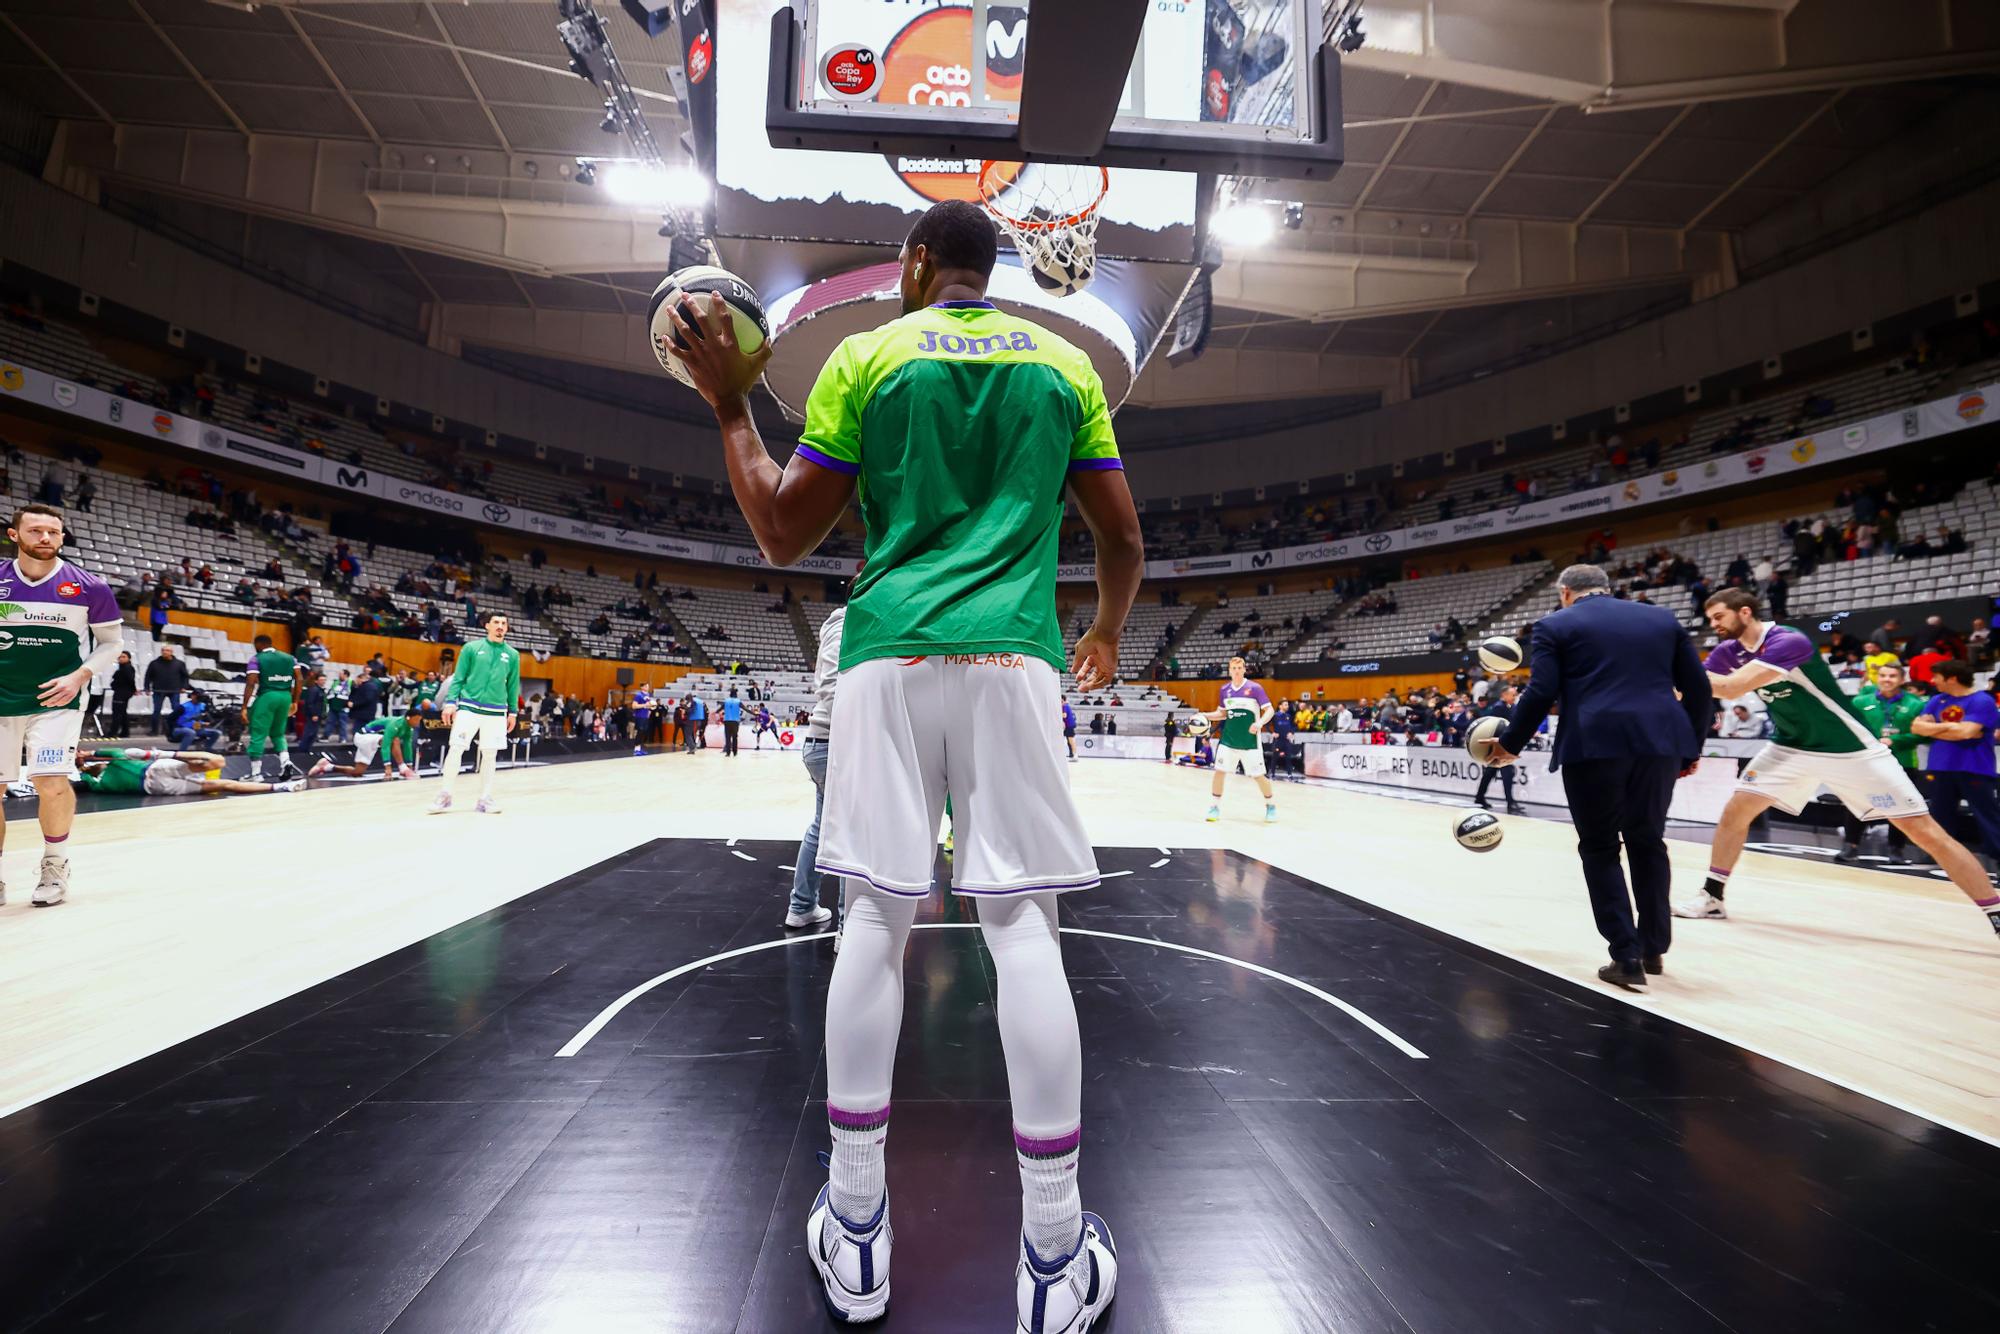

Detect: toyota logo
[482, 502, 512, 523]
[1365, 534, 1392, 553]
[202, 429, 222, 449]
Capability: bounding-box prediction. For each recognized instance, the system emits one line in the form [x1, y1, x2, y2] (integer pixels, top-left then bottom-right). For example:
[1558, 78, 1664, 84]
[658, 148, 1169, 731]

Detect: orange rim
[977, 162, 1108, 231]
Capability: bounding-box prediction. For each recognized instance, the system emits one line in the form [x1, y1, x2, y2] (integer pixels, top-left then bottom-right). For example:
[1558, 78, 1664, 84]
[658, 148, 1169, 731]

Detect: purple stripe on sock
[829, 1102, 891, 1130]
[1014, 1125, 1081, 1157]
[44, 833, 68, 844]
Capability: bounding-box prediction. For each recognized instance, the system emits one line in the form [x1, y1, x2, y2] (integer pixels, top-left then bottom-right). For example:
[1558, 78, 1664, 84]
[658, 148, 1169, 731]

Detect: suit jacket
[1498, 593, 1711, 771]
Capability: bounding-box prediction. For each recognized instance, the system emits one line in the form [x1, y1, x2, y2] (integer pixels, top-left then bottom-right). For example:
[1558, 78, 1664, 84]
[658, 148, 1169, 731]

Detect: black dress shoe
[1833, 846, 1860, 865]
[1642, 955, 1663, 976]
[1506, 802, 1527, 815]
[1598, 960, 1647, 991]
[1472, 797, 1491, 809]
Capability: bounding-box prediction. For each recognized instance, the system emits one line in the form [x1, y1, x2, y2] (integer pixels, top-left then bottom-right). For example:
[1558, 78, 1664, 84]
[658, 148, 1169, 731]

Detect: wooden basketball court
[4, 751, 1998, 1330]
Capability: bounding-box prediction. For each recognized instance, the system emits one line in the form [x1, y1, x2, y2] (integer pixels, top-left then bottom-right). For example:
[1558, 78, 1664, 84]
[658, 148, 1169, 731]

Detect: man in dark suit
[1487, 564, 1712, 991]
[1472, 685, 1526, 814]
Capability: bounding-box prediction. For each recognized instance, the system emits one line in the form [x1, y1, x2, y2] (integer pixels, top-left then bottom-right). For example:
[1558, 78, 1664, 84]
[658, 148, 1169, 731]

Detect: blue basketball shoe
[1016, 1211, 1117, 1333]
[806, 1181, 892, 1323]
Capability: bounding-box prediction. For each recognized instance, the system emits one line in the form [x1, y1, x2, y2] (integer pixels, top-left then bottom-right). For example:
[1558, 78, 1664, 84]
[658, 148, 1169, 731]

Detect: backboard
[765, 0, 1344, 180]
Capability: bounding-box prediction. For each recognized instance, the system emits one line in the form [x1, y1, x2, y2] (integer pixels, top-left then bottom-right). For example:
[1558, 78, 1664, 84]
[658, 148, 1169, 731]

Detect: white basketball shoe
[32, 854, 69, 907]
[1017, 1212, 1117, 1334]
[806, 1182, 891, 1323]
[1672, 891, 1727, 920]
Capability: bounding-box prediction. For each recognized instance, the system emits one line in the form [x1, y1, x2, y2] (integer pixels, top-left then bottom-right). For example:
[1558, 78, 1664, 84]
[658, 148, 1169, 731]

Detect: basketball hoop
[978, 161, 1109, 297]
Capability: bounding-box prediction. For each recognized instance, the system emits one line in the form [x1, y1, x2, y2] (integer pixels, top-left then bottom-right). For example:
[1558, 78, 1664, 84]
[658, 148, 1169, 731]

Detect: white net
[978, 162, 1108, 295]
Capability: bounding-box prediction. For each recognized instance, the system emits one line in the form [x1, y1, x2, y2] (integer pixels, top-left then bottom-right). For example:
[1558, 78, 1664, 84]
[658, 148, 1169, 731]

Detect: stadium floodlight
[1211, 204, 1276, 247]
[601, 162, 711, 209]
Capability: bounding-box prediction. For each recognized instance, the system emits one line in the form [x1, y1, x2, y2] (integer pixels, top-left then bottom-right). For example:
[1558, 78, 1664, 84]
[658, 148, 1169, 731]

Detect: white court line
[730, 850, 757, 862]
[553, 924, 1427, 1060]
[1100, 870, 1132, 880]
[1157, 846, 1172, 856]
[726, 837, 738, 847]
[1148, 858, 1170, 869]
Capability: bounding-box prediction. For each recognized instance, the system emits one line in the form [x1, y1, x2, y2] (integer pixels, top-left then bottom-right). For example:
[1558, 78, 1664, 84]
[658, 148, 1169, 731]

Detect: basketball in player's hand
[1465, 715, 1508, 765]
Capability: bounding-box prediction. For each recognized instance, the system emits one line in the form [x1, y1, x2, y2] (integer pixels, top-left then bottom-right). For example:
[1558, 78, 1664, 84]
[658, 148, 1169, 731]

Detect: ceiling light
[523, 160, 539, 178]
[1282, 202, 1305, 231]
[1211, 204, 1275, 248]
[602, 162, 711, 209]
[601, 102, 620, 134]
[576, 161, 597, 186]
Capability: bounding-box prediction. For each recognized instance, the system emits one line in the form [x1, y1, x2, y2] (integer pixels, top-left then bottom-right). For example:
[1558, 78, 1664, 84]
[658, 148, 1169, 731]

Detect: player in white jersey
[1203, 657, 1276, 824]
[0, 505, 124, 909]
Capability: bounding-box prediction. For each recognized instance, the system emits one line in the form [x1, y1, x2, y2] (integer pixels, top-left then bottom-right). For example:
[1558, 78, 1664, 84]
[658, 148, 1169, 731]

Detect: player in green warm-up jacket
[1844, 660, 1930, 864]
[242, 634, 301, 782]
[428, 612, 520, 815]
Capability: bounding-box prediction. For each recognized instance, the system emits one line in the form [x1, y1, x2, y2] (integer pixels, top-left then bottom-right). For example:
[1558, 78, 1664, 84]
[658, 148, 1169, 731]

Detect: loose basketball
[648, 266, 769, 388]
[1465, 714, 1508, 766]
[1453, 809, 1504, 852]
[1477, 635, 1523, 674]
[1185, 716, 1211, 737]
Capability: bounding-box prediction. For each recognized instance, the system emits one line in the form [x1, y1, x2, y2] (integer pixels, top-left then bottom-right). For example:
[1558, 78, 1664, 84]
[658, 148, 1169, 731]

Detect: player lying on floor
[74, 749, 307, 797]
[309, 704, 423, 780]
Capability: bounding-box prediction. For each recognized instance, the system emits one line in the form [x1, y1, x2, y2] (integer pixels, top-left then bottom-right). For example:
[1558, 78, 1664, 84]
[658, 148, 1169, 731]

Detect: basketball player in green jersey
[242, 634, 301, 782]
[1680, 588, 2000, 938]
[667, 199, 1141, 1331]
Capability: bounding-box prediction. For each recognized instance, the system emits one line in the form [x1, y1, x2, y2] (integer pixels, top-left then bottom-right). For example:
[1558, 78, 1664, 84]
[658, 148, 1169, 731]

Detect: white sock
[1017, 1126, 1083, 1262]
[274, 779, 305, 793]
[828, 1104, 889, 1226]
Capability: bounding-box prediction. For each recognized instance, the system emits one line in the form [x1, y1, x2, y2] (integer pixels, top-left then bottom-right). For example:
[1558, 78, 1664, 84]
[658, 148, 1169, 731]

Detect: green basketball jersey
[250, 648, 297, 697]
[795, 301, 1121, 672]
[1704, 624, 1877, 754]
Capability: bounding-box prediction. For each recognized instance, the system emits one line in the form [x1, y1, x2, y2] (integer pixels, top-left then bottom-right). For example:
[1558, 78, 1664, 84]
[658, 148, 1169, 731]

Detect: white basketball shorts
[447, 709, 508, 753]
[354, 731, 386, 767]
[1736, 742, 1927, 821]
[0, 708, 83, 782]
[143, 759, 207, 796]
[1215, 740, 1266, 778]
[817, 653, 1099, 897]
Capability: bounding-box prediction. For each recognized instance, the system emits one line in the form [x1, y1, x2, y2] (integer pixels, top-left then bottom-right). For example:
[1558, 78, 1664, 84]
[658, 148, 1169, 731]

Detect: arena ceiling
[2, 1, 1996, 405]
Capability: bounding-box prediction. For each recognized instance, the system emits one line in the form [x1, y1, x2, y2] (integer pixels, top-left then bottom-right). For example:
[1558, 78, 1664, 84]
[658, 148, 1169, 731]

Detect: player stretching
[670, 198, 1141, 1331]
[429, 613, 519, 815]
[1676, 590, 2000, 938]
[1205, 656, 1276, 823]
[242, 634, 301, 781]
[0, 504, 123, 908]
[76, 748, 306, 798]
[315, 703, 423, 780]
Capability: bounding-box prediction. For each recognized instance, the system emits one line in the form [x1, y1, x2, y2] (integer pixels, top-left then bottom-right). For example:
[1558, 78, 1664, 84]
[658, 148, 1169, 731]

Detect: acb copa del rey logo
[820, 5, 1029, 204]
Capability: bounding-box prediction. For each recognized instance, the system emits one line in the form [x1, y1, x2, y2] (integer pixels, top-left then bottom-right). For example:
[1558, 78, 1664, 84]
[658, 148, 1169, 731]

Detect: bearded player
[1677, 589, 1999, 938]
[669, 199, 1141, 1331]
[429, 612, 519, 815]
[1204, 656, 1276, 824]
[0, 504, 123, 909]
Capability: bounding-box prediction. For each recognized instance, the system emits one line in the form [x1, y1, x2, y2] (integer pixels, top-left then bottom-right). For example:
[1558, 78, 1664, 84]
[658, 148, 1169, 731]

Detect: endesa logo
[394, 485, 469, 514]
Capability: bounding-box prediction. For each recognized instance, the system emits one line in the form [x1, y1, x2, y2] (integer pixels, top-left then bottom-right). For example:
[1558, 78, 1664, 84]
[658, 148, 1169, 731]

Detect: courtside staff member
[1489, 564, 1711, 991]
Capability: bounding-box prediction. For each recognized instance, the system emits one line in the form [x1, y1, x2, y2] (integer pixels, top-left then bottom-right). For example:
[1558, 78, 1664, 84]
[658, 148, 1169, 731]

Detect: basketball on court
[648, 266, 769, 387]
[1184, 715, 1211, 737]
[1453, 809, 1504, 852]
[1465, 714, 1508, 765]
[1477, 635, 1524, 674]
